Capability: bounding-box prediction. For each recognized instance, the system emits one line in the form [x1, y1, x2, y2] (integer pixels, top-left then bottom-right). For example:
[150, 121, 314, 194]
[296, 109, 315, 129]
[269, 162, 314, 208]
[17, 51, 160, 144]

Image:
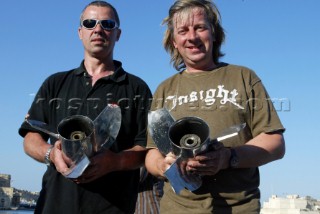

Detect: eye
[196, 25, 208, 32]
[82, 19, 97, 29]
[176, 28, 187, 35]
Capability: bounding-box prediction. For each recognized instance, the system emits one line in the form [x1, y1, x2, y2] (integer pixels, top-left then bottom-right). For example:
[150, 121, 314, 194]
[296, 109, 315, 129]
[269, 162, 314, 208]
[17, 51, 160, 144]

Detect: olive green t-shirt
[147, 63, 285, 213]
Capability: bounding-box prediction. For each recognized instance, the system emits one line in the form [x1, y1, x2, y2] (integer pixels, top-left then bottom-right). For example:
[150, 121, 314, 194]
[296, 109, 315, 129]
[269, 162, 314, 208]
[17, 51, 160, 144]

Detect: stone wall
[0, 187, 13, 209]
[0, 174, 11, 188]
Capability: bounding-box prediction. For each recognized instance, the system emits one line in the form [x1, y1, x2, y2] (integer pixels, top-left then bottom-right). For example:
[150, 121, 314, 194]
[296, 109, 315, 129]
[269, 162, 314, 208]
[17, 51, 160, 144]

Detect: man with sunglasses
[19, 1, 152, 213]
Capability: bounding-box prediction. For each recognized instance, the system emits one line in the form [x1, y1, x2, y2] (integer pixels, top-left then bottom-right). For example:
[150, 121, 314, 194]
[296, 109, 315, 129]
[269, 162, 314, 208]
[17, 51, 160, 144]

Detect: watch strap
[229, 148, 239, 168]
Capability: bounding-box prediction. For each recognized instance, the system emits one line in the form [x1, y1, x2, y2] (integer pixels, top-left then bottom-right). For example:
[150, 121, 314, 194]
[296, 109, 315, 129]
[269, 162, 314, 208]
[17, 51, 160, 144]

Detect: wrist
[222, 148, 232, 169]
[228, 148, 239, 169]
[44, 145, 53, 166]
[157, 157, 168, 178]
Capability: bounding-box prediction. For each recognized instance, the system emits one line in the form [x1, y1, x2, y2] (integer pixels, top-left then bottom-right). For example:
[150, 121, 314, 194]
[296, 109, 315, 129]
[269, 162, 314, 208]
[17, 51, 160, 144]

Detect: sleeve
[246, 70, 285, 137]
[18, 77, 52, 141]
[132, 82, 153, 148]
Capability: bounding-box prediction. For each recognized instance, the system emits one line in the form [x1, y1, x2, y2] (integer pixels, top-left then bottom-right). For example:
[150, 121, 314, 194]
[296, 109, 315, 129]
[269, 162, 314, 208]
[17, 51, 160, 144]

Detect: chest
[47, 77, 136, 124]
[163, 75, 247, 114]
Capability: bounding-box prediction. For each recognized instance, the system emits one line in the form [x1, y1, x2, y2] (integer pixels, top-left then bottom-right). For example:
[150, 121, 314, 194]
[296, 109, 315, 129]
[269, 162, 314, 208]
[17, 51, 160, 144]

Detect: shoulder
[125, 72, 149, 87]
[44, 69, 75, 82]
[114, 60, 150, 89]
[219, 63, 261, 84]
[155, 73, 181, 92]
[121, 70, 152, 97]
[125, 72, 151, 93]
[40, 69, 77, 91]
[220, 63, 255, 74]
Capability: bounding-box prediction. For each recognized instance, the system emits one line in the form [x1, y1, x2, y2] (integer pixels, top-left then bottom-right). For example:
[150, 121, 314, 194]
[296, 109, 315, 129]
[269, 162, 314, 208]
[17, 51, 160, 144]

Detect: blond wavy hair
[163, 0, 225, 70]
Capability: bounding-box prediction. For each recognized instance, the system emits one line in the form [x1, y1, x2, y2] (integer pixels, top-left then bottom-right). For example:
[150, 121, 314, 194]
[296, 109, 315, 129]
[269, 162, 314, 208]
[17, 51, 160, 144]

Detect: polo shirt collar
[74, 60, 127, 83]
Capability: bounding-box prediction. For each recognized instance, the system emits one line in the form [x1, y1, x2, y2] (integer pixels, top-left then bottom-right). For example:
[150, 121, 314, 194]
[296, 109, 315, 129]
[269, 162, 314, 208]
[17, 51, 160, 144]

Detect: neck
[83, 57, 116, 86]
[84, 57, 115, 76]
[185, 63, 217, 74]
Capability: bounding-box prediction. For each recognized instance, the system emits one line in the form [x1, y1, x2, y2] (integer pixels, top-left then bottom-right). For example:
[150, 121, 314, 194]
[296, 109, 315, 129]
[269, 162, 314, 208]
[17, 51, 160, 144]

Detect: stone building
[0, 187, 13, 209]
[261, 194, 320, 214]
[0, 174, 14, 210]
[0, 174, 11, 187]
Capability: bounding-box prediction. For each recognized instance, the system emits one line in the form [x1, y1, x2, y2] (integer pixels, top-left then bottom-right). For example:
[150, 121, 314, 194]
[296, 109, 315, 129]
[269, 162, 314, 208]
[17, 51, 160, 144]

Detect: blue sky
[0, 0, 319, 203]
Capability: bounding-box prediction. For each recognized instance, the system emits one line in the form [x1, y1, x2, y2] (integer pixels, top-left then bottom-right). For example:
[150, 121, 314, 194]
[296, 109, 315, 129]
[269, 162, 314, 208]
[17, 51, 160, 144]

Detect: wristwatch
[44, 145, 54, 166]
[229, 148, 239, 168]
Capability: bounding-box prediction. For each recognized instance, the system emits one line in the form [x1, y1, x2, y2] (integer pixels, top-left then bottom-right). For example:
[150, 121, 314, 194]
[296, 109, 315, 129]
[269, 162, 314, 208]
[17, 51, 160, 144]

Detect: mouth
[91, 38, 105, 43]
[187, 44, 202, 52]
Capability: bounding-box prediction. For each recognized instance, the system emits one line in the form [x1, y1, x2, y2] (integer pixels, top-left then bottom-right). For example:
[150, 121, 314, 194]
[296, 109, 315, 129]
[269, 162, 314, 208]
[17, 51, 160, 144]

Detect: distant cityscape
[261, 194, 320, 213]
[1, 173, 320, 213]
[0, 173, 38, 210]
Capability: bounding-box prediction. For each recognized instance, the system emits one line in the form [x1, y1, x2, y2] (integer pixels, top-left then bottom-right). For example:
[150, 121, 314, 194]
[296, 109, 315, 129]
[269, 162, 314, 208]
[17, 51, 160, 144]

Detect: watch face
[230, 148, 239, 168]
[231, 157, 239, 167]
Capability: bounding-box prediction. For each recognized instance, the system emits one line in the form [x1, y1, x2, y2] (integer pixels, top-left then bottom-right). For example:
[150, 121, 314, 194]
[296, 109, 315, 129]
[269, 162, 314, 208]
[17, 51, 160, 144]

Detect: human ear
[116, 28, 121, 41]
[173, 40, 178, 49]
[78, 27, 83, 40]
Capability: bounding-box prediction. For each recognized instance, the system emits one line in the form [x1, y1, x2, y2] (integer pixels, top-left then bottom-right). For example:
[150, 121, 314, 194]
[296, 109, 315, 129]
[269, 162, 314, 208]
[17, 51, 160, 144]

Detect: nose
[187, 29, 198, 41]
[93, 21, 103, 33]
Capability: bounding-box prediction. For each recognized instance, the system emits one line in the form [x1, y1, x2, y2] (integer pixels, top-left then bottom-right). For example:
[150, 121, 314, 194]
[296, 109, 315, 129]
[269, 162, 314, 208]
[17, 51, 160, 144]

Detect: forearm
[188, 132, 285, 176]
[113, 145, 147, 171]
[233, 132, 285, 168]
[78, 145, 147, 183]
[23, 132, 51, 163]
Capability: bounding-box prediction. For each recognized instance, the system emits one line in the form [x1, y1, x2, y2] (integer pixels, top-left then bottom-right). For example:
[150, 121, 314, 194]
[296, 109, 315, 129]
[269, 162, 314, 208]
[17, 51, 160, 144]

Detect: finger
[186, 166, 197, 176]
[55, 140, 63, 150]
[209, 140, 224, 150]
[187, 163, 213, 171]
[61, 168, 70, 176]
[188, 159, 214, 167]
[195, 150, 220, 162]
[194, 155, 214, 162]
[74, 175, 87, 184]
[177, 159, 188, 177]
[164, 156, 176, 166]
[166, 152, 177, 159]
[196, 168, 219, 176]
[187, 158, 221, 173]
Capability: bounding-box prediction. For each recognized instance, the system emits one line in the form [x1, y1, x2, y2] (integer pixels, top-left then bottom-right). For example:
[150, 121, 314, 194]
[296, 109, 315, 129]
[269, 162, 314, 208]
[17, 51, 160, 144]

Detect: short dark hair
[80, 1, 120, 27]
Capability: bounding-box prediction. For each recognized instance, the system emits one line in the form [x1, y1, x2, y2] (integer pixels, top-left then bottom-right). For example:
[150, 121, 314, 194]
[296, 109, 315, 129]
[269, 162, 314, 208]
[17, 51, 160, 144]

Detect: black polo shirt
[19, 60, 152, 214]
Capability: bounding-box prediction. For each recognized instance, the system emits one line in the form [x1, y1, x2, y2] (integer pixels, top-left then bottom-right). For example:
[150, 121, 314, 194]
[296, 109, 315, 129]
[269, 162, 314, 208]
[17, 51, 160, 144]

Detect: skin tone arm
[77, 145, 147, 183]
[145, 148, 176, 179]
[145, 132, 285, 178]
[23, 132, 53, 163]
[187, 132, 285, 175]
[24, 132, 147, 183]
[23, 132, 73, 174]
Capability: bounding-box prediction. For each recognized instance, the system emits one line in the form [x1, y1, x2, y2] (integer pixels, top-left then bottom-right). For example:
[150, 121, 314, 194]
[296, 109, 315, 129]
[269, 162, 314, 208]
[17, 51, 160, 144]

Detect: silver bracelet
[44, 145, 54, 166]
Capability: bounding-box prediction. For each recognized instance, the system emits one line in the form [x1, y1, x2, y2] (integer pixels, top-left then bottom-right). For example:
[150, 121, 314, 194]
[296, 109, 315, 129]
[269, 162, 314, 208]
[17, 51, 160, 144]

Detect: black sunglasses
[81, 19, 118, 31]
